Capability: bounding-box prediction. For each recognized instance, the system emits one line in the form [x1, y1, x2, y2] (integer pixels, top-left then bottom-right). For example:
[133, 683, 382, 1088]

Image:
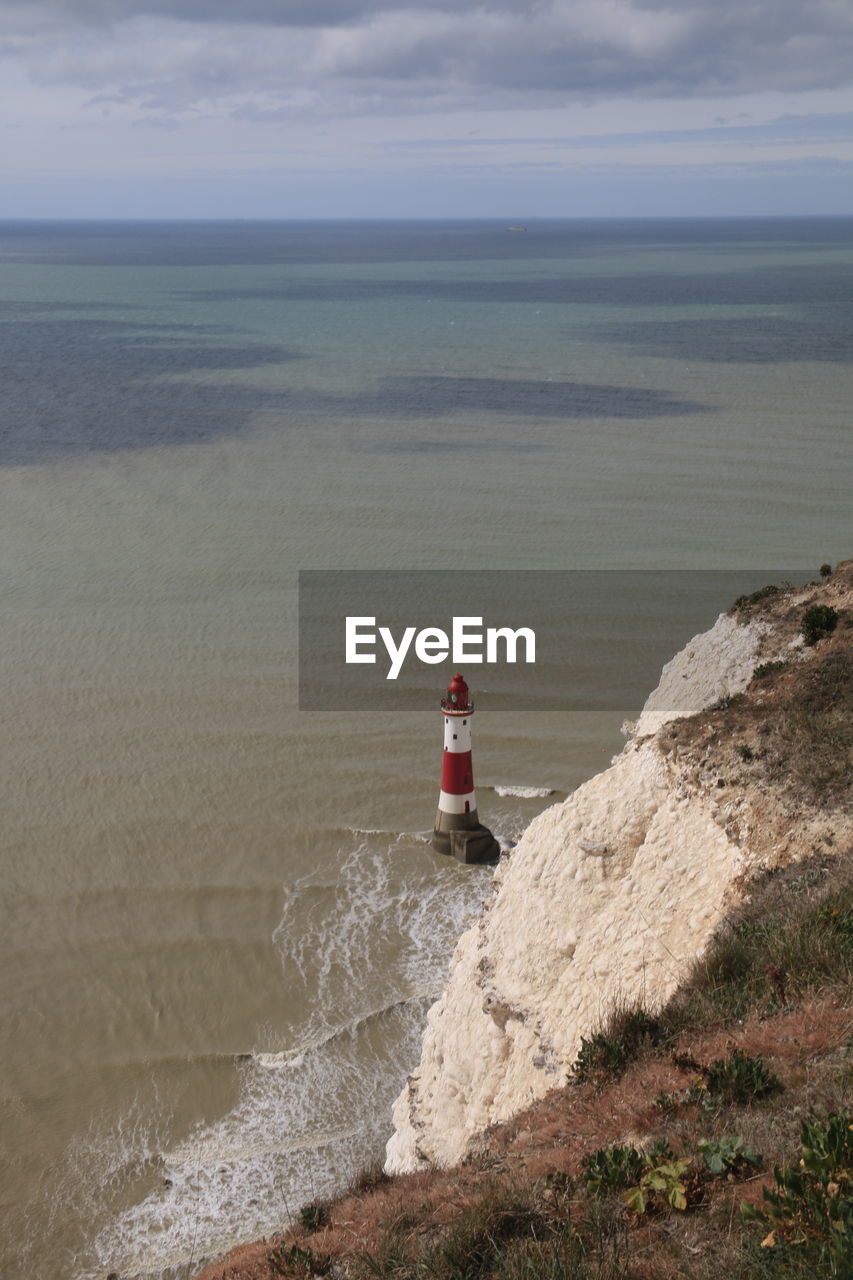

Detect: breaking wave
[87, 835, 488, 1279]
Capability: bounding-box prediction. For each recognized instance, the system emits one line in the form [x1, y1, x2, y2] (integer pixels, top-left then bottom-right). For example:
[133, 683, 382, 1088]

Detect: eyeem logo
[346, 616, 536, 680]
[299, 569, 810, 710]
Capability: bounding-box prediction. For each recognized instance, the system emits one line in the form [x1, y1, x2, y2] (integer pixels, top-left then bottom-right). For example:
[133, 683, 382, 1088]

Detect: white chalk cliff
[385, 583, 850, 1174]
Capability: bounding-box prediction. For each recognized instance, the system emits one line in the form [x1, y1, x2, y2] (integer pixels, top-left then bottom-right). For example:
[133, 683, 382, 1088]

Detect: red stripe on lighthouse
[441, 749, 474, 795]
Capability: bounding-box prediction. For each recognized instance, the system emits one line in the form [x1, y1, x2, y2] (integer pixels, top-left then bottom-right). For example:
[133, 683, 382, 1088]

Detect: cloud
[0, 0, 850, 118]
[1, 0, 851, 217]
[327, 0, 853, 99]
[0, 0, 521, 31]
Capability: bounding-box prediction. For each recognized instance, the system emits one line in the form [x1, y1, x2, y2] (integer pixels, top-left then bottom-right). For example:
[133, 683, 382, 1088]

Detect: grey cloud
[2, 0, 522, 27]
[332, 2, 853, 98]
[1, 0, 851, 112]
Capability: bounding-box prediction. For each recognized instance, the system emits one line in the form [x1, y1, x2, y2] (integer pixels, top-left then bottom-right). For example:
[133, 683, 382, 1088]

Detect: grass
[661, 854, 853, 1032]
[335, 1095, 852, 1280]
[355, 1184, 554, 1280]
[268, 1243, 332, 1277]
[328, 860, 853, 1280]
[775, 646, 853, 798]
[690, 636, 853, 805]
[251, 856, 853, 1280]
[568, 854, 853, 1068]
[679, 575, 853, 809]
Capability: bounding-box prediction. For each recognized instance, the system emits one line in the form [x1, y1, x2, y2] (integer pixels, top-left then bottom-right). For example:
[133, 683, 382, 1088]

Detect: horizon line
[1, 212, 852, 225]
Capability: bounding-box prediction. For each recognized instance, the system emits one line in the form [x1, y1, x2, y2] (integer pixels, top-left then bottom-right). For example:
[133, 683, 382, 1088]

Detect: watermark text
[346, 616, 536, 679]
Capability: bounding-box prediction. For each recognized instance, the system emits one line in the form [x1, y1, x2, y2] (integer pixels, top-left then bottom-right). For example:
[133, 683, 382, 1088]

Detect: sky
[1, 0, 852, 218]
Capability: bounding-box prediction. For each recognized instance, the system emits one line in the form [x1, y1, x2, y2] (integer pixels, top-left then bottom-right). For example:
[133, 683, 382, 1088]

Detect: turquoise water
[0, 219, 850, 1278]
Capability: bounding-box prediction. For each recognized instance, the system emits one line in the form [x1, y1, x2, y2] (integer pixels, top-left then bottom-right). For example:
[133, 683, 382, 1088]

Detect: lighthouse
[432, 673, 500, 865]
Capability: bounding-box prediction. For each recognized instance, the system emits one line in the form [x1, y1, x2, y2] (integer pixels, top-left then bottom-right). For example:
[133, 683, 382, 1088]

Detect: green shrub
[800, 1108, 853, 1178]
[820, 564, 833, 578]
[581, 1144, 645, 1195]
[733, 584, 781, 611]
[742, 1109, 853, 1275]
[705, 1047, 782, 1104]
[571, 1009, 663, 1085]
[299, 1201, 330, 1232]
[616, 1008, 664, 1046]
[625, 1157, 692, 1215]
[697, 1135, 762, 1176]
[736, 744, 755, 761]
[571, 1033, 628, 1083]
[802, 604, 840, 646]
[752, 660, 789, 681]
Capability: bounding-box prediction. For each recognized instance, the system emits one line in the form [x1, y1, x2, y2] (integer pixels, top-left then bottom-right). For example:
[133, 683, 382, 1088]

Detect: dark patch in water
[304, 375, 709, 421]
[0, 304, 709, 465]
[592, 310, 853, 364]
[0, 316, 300, 465]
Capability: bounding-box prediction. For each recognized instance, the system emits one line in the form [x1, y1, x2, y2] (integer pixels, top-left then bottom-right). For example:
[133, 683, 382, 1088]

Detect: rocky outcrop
[386, 568, 852, 1174]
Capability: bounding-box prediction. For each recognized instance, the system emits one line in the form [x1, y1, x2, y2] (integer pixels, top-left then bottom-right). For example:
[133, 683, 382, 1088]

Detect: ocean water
[0, 218, 851, 1279]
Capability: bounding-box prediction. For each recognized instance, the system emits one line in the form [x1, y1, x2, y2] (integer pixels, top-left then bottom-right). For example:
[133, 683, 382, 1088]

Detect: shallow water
[0, 218, 850, 1278]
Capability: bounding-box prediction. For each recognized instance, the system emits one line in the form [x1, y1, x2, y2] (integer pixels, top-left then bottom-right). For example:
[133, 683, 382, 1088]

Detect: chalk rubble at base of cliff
[385, 571, 852, 1175]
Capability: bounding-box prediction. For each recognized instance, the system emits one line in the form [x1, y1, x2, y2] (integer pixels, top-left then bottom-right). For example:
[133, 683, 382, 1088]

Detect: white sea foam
[89, 836, 488, 1279]
[42, 1085, 173, 1280]
[491, 784, 554, 799]
[344, 825, 432, 843]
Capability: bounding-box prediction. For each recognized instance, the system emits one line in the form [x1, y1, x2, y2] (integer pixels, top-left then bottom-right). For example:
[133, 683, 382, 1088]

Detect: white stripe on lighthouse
[443, 717, 472, 752]
[438, 789, 476, 814]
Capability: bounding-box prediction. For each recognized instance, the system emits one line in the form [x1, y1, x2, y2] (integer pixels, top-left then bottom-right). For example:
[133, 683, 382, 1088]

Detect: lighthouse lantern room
[432, 674, 500, 865]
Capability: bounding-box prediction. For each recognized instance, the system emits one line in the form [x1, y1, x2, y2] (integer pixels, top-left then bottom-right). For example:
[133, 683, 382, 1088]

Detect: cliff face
[386, 567, 852, 1174]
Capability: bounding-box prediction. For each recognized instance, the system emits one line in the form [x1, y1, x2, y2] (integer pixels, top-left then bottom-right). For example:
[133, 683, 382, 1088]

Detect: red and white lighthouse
[432, 674, 500, 864]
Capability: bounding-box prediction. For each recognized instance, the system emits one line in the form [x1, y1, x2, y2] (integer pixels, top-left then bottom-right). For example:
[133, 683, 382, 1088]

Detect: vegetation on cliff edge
[193, 846, 853, 1280]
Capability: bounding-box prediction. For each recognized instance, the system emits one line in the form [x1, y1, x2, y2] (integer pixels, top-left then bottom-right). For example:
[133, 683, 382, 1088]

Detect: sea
[1, 217, 851, 1279]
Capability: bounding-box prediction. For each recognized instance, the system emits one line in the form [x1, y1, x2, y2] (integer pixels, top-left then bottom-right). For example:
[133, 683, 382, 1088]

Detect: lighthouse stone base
[450, 827, 502, 865]
[432, 810, 501, 865]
